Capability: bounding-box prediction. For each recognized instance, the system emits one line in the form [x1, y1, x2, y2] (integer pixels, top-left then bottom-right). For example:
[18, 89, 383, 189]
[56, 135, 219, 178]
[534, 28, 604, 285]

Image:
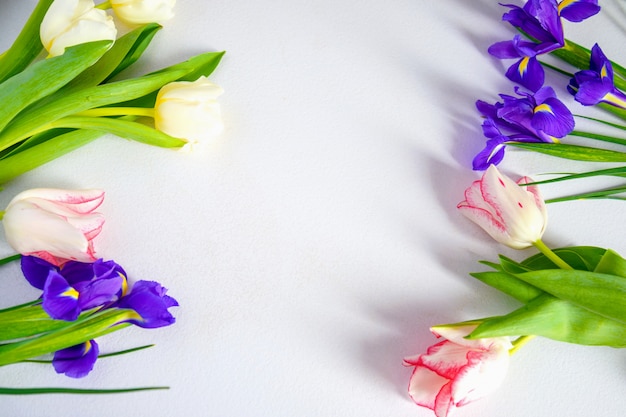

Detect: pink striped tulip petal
[404, 326, 512, 417]
[3, 189, 105, 266]
[457, 164, 547, 249]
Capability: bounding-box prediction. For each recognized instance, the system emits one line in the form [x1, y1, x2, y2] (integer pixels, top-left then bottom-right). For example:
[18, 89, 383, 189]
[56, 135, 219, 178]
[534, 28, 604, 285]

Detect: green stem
[0, 386, 168, 395]
[95, 1, 112, 10]
[75, 107, 155, 118]
[532, 239, 573, 270]
[509, 335, 535, 355]
[0, 254, 20, 267]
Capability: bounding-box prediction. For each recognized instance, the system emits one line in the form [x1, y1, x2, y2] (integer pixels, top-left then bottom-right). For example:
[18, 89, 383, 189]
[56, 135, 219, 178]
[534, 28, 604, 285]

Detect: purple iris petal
[117, 280, 178, 329]
[569, 44, 626, 108]
[505, 55, 545, 92]
[532, 96, 575, 136]
[21, 256, 55, 290]
[74, 274, 125, 310]
[558, 0, 600, 22]
[502, 0, 564, 45]
[53, 340, 99, 378]
[42, 272, 81, 321]
[472, 119, 508, 170]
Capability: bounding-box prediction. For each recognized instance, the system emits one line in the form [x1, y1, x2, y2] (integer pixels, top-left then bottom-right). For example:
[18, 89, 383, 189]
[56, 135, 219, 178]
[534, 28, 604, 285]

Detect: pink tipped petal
[2, 189, 105, 265]
[433, 381, 454, 417]
[407, 366, 449, 410]
[419, 341, 475, 379]
[8, 189, 104, 213]
[457, 165, 547, 248]
[405, 326, 511, 416]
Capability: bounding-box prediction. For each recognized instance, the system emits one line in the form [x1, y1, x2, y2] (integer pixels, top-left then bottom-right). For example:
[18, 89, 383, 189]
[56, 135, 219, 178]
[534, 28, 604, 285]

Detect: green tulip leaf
[59, 23, 162, 93]
[0, 129, 102, 185]
[468, 293, 626, 347]
[0, 68, 188, 151]
[120, 51, 225, 108]
[594, 249, 626, 277]
[515, 268, 626, 324]
[49, 116, 186, 149]
[0, 40, 112, 135]
[471, 271, 543, 303]
[0, 0, 53, 83]
[521, 246, 606, 271]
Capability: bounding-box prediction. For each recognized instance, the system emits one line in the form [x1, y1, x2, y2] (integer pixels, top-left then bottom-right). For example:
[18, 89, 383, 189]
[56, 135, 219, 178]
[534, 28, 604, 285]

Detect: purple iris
[116, 280, 179, 329]
[21, 256, 127, 321]
[53, 340, 99, 378]
[568, 43, 626, 109]
[489, 0, 564, 91]
[473, 86, 574, 169]
[489, 0, 600, 91]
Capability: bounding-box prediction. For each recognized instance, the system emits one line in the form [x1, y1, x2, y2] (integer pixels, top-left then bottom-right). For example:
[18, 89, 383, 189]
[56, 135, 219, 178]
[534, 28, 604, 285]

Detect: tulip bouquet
[404, 1, 626, 416]
[0, 0, 224, 394]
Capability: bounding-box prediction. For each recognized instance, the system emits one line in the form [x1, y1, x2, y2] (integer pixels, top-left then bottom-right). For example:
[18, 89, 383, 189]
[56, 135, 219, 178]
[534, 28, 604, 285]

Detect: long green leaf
[470, 271, 542, 303]
[58, 23, 162, 93]
[50, 116, 186, 149]
[0, 40, 112, 135]
[469, 293, 626, 347]
[0, 386, 168, 395]
[515, 269, 626, 324]
[0, 0, 53, 83]
[508, 142, 626, 162]
[0, 129, 102, 185]
[0, 309, 134, 366]
[546, 185, 626, 203]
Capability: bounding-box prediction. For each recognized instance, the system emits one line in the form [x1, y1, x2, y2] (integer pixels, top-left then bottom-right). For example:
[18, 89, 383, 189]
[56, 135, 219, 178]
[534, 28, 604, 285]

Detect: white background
[1, 1, 625, 416]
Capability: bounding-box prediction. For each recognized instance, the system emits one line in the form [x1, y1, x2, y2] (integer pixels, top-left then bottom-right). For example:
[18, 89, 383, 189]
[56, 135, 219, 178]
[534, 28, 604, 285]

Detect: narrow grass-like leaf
[527, 166, 626, 186]
[0, 386, 168, 395]
[545, 185, 626, 203]
[23, 344, 155, 363]
[515, 269, 626, 324]
[0, 40, 112, 135]
[0, 0, 53, 83]
[507, 142, 626, 162]
[569, 130, 626, 147]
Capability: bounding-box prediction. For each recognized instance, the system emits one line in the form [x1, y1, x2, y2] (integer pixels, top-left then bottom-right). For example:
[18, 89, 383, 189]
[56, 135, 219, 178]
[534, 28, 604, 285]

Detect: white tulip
[110, 0, 176, 25]
[154, 76, 224, 145]
[40, 0, 117, 57]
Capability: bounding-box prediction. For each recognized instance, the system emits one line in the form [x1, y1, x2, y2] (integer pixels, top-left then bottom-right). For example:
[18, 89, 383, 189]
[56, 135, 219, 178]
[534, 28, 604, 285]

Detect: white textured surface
[0, 1, 625, 416]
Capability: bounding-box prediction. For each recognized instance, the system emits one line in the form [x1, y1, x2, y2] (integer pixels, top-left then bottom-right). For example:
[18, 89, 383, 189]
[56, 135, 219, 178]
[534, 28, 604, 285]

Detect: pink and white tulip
[457, 164, 547, 249]
[403, 325, 512, 417]
[2, 189, 105, 266]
